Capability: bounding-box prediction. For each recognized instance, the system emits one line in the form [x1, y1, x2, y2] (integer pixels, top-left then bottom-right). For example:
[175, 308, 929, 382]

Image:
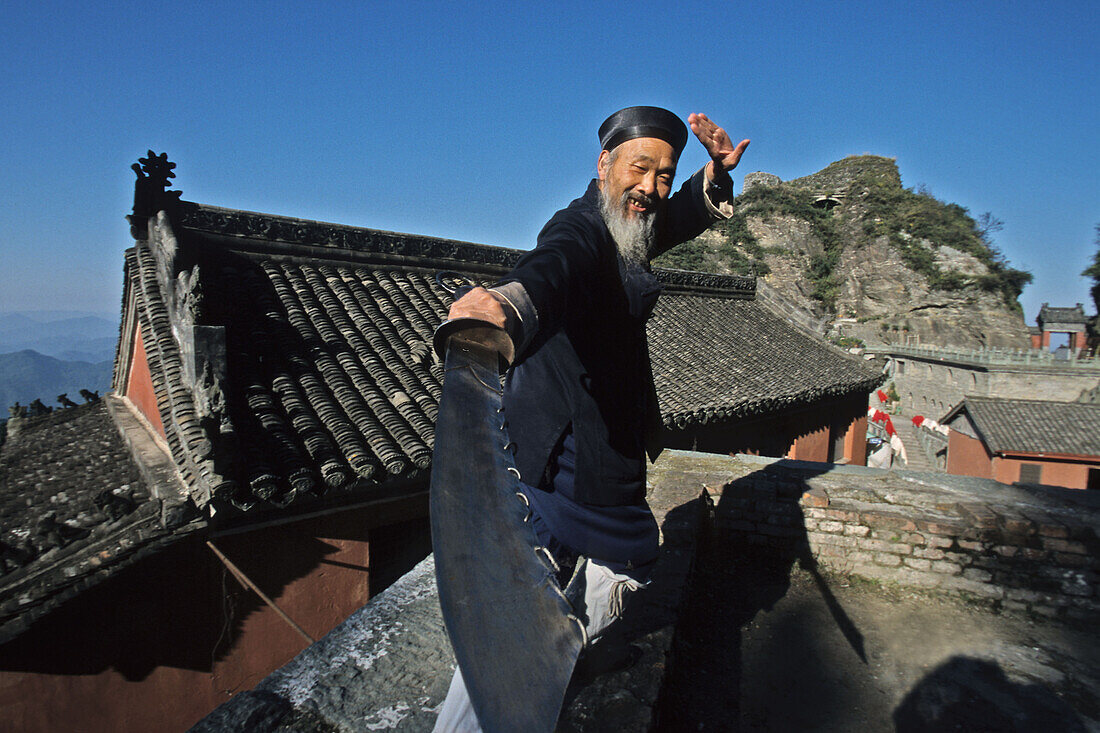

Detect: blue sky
[1, 1, 1096, 325]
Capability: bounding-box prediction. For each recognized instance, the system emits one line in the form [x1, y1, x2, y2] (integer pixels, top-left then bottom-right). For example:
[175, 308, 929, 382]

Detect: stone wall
[742, 171, 782, 193]
[876, 350, 1100, 418]
[712, 456, 1100, 622]
[986, 367, 1100, 403]
[754, 278, 829, 337]
[888, 356, 984, 416]
[915, 423, 948, 470]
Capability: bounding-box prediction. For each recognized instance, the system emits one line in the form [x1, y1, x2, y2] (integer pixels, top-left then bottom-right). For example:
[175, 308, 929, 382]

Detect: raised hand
[688, 113, 750, 178]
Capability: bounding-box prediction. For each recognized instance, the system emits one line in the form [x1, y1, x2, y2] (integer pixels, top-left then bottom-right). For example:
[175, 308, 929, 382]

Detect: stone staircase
[894, 418, 938, 473]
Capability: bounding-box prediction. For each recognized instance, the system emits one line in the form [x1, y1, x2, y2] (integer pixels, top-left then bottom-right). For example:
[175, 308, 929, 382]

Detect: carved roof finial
[132, 150, 177, 189]
[130, 151, 183, 239]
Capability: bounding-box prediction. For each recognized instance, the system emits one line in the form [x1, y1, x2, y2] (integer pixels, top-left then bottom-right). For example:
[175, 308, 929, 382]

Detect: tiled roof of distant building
[944, 397, 1100, 456]
[1038, 303, 1088, 326]
[651, 295, 880, 428]
[0, 400, 194, 642]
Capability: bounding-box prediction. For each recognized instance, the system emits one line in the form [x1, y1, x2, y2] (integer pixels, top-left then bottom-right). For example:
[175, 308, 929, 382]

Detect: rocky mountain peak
[655, 155, 1032, 350]
[788, 154, 902, 192]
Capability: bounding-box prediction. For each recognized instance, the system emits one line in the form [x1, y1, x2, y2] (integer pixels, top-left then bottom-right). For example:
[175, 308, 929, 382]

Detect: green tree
[1083, 223, 1100, 313]
[976, 211, 1004, 243]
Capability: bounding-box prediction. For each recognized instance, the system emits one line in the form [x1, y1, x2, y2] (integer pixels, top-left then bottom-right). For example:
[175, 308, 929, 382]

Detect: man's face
[597, 137, 679, 221]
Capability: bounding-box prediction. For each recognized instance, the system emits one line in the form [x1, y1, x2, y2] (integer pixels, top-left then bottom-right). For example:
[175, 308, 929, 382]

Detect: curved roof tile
[123, 203, 878, 517]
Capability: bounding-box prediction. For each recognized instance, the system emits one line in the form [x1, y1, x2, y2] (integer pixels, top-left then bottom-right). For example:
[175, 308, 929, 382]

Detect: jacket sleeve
[493, 210, 603, 359]
[649, 168, 731, 259]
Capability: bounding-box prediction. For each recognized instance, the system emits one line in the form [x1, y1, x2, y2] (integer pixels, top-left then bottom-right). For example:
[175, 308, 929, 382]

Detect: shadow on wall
[0, 531, 342, 681]
[1, 514, 430, 682]
[894, 656, 1087, 732]
[652, 460, 868, 730]
[648, 459, 1096, 731]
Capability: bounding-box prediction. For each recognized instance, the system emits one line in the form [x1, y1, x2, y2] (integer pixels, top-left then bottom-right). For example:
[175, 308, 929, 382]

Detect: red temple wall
[946, 430, 993, 479]
[0, 497, 429, 733]
[790, 422, 830, 461]
[672, 393, 871, 467]
[946, 431, 1098, 490]
[123, 325, 165, 437]
[843, 415, 869, 466]
[991, 456, 1096, 490]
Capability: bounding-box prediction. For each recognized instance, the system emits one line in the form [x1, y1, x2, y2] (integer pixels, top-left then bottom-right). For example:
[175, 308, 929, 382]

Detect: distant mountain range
[0, 350, 114, 413]
[0, 311, 118, 413]
[0, 311, 118, 362]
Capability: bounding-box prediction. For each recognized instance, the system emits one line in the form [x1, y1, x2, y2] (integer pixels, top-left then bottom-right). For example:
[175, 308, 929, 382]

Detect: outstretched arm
[687, 113, 750, 183]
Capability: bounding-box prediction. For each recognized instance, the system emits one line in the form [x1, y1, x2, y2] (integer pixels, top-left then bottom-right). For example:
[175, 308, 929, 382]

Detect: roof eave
[995, 450, 1100, 462]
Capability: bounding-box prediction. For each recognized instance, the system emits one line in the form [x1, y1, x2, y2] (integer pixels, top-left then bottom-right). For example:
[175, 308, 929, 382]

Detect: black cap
[598, 106, 688, 155]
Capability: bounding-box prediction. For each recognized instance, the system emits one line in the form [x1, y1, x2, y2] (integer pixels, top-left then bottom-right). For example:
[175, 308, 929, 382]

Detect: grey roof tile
[953, 397, 1100, 456]
[0, 403, 146, 566]
[126, 203, 880, 515]
[650, 295, 881, 428]
[1038, 304, 1087, 325]
[0, 401, 188, 641]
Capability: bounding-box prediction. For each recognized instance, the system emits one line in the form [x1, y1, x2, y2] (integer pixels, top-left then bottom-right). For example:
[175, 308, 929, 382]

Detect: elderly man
[434, 106, 749, 731]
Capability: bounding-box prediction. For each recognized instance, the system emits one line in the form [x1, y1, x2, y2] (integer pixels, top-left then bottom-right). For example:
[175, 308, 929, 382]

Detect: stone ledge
[711, 455, 1100, 621]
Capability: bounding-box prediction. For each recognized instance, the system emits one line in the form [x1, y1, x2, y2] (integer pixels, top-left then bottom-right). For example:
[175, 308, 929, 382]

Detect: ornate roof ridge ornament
[652, 267, 756, 298]
[129, 150, 183, 239]
[176, 204, 758, 297]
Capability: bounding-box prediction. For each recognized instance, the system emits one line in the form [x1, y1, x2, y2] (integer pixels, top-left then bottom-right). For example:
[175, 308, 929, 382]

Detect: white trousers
[432, 559, 644, 733]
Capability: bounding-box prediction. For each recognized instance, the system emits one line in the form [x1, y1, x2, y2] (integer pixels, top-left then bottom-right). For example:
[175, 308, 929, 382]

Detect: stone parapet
[915, 423, 948, 470]
[710, 455, 1100, 622]
[871, 345, 1100, 417]
[868, 344, 1100, 371]
[754, 278, 829, 338]
[191, 452, 1099, 731]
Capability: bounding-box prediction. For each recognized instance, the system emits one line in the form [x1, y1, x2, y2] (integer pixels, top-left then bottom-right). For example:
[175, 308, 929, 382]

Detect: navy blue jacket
[500, 169, 715, 506]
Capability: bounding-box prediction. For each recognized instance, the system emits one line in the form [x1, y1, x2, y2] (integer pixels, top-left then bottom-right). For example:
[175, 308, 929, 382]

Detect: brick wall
[710, 456, 1100, 622]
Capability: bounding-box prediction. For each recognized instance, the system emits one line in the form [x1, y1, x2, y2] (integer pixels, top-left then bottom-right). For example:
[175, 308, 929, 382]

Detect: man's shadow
[659, 459, 866, 729]
[560, 458, 866, 730]
[894, 656, 1087, 732]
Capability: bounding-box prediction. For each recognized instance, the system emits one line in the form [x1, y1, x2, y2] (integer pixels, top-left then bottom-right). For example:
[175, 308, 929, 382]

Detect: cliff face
[655, 156, 1031, 350]
[832, 234, 1031, 348]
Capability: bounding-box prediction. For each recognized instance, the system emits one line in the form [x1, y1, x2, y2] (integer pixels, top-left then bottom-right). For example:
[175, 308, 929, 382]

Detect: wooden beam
[206, 540, 316, 645]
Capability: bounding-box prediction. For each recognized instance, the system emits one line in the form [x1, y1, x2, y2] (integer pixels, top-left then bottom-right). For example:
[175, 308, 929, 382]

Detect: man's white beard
[599, 186, 656, 268]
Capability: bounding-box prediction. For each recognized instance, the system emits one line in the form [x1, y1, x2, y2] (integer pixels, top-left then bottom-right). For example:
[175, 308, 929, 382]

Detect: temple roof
[1037, 303, 1088, 327]
[124, 199, 876, 518]
[0, 399, 196, 642]
[943, 397, 1100, 457]
[651, 295, 880, 428]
